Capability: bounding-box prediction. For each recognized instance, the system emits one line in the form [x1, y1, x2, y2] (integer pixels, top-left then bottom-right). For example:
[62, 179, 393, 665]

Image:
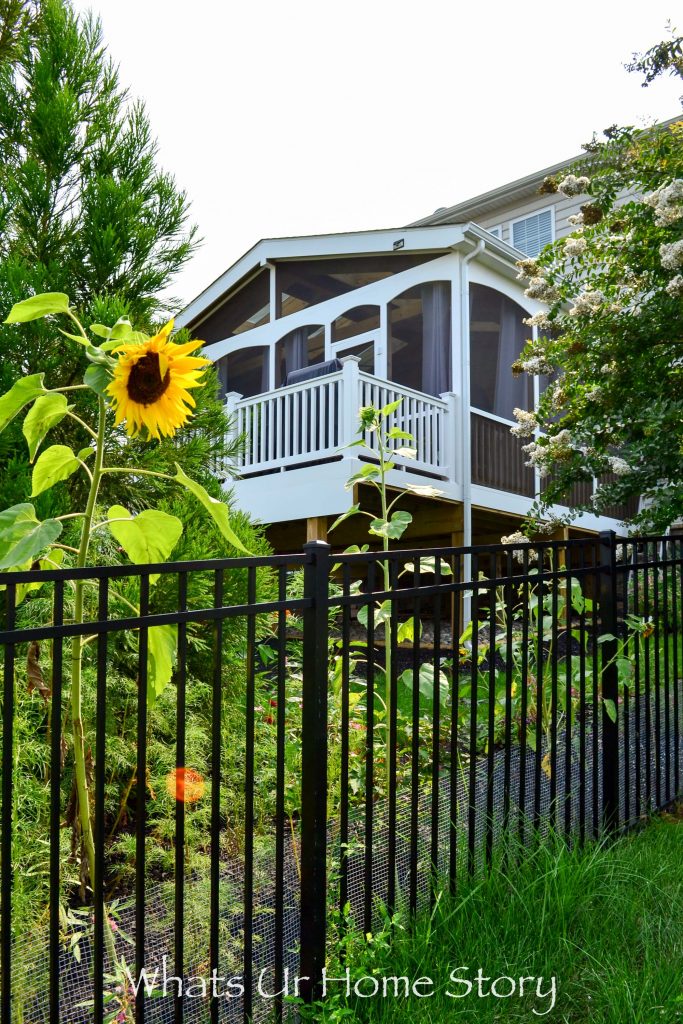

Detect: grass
[304, 809, 683, 1023]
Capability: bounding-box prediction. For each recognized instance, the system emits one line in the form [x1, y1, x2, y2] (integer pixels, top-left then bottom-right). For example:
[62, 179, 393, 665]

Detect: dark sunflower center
[126, 353, 171, 405]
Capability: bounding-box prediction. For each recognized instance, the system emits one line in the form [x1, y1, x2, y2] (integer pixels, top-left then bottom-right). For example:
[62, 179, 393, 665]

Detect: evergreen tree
[0, 0, 209, 511]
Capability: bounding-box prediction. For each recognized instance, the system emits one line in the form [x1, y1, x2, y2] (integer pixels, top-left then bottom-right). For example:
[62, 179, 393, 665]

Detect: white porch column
[339, 355, 361, 456]
[224, 390, 243, 468]
[439, 391, 460, 484]
[376, 304, 389, 379]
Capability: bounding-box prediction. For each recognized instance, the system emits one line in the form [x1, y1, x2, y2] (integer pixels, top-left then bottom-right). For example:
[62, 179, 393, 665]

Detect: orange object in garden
[166, 767, 206, 804]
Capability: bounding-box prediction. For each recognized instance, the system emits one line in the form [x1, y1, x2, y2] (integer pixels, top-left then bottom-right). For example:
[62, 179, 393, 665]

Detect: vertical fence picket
[299, 541, 330, 1003]
[599, 532, 620, 832]
[136, 574, 150, 1024]
[175, 572, 188, 1024]
[50, 580, 64, 1024]
[94, 578, 108, 1024]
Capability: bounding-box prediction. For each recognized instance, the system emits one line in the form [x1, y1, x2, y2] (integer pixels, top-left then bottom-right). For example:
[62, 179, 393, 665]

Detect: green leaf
[344, 466, 380, 490]
[399, 663, 449, 704]
[173, 464, 250, 553]
[4, 292, 70, 323]
[147, 625, 177, 705]
[31, 445, 82, 496]
[16, 548, 64, 605]
[23, 393, 70, 461]
[107, 505, 183, 576]
[329, 504, 361, 532]
[380, 399, 402, 418]
[603, 697, 617, 723]
[369, 509, 412, 540]
[386, 427, 413, 441]
[404, 556, 453, 576]
[0, 504, 63, 571]
[83, 364, 112, 396]
[58, 328, 90, 349]
[357, 599, 392, 629]
[397, 618, 415, 644]
[616, 657, 633, 684]
[0, 374, 48, 432]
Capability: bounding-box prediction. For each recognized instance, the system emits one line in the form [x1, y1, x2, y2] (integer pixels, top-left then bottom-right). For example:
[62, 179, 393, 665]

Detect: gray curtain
[217, 356, 229, 399]
[284, 327, 308, 381]
[421, 282, 451, 396]
[260, 351, 270, 393]
[495, 296, 526, 418]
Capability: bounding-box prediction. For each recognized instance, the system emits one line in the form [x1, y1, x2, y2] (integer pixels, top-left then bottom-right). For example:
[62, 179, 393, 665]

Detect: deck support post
[450, 502, 466, 648]
[306, 517, 328, 544]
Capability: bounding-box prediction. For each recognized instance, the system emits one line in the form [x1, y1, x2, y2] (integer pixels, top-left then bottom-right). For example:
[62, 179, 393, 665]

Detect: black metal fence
[0, 532, 681, 1023]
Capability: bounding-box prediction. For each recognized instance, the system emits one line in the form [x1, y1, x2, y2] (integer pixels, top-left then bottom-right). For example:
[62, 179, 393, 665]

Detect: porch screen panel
[470, 284, 532, 421]
[389, 281, 451, 397]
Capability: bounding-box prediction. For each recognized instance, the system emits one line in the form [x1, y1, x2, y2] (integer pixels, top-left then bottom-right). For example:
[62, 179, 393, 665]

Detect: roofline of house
[177, 222, 523, 330]
[411, 114, 682, 228]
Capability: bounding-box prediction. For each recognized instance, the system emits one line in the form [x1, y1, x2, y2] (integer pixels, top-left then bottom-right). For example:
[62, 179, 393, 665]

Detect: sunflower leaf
[0, 374, 48, 432]
[31, 445, 82, 496]
[0, 504, 63, 571]
[83, 364, 112, 396]
[107, 505, 183, 577]
[4, 292, 70, 323]
[58, 328, 90, 348]
[173, 464, 250, 553]
[147, 624, 177, 705]
[23, 393, 70, 461]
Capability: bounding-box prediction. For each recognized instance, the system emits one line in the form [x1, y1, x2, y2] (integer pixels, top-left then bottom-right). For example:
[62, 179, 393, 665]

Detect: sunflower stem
[70, 394, 117, 964]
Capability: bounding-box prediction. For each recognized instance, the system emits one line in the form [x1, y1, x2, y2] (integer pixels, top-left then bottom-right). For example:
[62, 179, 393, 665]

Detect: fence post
[599, 529, 620, 832]
[299, 540, 331, 1002]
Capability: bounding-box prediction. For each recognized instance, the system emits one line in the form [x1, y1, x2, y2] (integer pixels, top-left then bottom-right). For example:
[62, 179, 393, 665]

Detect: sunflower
[106, 319, 210, 439]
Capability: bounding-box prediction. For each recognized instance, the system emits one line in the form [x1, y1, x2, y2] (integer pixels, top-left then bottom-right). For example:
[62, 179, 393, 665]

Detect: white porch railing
[225, 357, 456, 481]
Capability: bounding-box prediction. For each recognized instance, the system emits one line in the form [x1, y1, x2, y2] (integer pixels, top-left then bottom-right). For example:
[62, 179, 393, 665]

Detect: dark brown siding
[471, 413, 535, 497]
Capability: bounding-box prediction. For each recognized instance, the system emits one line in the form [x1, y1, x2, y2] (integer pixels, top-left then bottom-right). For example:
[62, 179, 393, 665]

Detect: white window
[511, 208, 554, 257]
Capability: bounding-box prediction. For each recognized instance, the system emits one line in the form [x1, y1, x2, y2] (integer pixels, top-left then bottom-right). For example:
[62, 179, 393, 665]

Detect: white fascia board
[177, 224, 468, 330]
[471, 484, 627, 533]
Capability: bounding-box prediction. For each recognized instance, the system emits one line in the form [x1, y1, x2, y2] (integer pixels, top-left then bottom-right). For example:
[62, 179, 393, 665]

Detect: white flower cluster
[564, 236, 587, 257]
[510, 407, 537, 438]
[500, 531, 538, 564]
[608, 456, 631, 476]
[660, 240, 683, 270]
[666, 274, 683, 298]
[643, 179, 683, 226]
[567, 212, 584, 226]
[569, 289, 605, 316]
[515, 257, 540, 280]
[522, 429, 573, 477]
[585, 386, 603, 401]
[523, 311, 552, 329]
[558, 174, 590, 197]
[521, 354, 554, 376]
[525, 277, 560, 302]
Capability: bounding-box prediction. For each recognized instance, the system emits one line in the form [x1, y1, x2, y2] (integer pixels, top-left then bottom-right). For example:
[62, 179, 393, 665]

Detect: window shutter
[512, 210, 553, 257]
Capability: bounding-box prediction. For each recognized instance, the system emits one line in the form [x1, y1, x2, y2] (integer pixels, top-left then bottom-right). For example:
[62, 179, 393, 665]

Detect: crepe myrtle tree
[511, 40, 683, 535]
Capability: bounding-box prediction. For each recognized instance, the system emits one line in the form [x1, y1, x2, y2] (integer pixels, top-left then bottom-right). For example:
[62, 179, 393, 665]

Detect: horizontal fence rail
[0, 533, 681, 1022]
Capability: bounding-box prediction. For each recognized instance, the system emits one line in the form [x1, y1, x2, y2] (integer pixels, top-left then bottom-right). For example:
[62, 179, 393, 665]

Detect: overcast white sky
[72, 0, 681, 310]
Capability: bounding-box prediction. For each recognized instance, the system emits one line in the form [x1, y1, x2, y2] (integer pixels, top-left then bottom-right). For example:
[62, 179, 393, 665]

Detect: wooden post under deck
[306, 516, 328, 544]
[450, 503, 465, 650]
[550, 525, 570, 625]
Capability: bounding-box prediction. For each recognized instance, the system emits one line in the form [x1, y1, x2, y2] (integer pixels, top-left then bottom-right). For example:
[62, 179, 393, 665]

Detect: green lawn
[304, 810, 683, 1023]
